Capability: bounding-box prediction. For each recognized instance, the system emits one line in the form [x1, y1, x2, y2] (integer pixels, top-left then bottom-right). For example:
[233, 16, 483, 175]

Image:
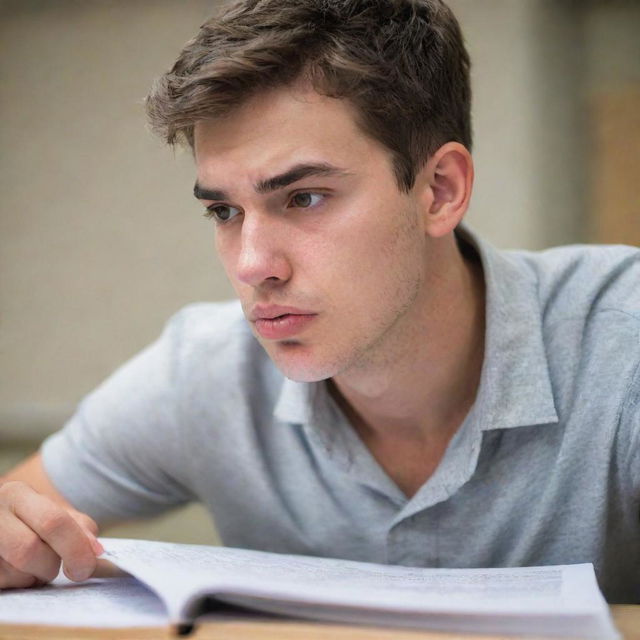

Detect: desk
[0, 606, 637, 640]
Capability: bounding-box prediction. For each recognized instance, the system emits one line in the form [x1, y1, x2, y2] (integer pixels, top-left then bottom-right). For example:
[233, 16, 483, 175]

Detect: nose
[234, 212, 292, 288]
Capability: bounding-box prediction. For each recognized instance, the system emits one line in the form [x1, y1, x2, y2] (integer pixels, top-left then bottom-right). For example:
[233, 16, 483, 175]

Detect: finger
[91, 558, 130, 579]
[7, 486, 97, 582]
[69, 509, 99, 537]
[0, 511, 61, 583]
[69, 511, 104, 555]
[0, 557, 43, 590]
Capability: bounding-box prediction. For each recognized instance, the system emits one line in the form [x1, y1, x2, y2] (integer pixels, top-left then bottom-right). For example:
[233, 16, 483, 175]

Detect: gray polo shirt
[42, 228, 640, 603]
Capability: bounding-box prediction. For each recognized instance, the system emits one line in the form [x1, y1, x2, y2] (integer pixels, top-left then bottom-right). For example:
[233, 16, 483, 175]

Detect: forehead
[193, 85, 393, 185]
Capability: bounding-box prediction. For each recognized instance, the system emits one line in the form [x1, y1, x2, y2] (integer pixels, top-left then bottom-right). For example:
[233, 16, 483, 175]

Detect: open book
[0, 538, 620, 639]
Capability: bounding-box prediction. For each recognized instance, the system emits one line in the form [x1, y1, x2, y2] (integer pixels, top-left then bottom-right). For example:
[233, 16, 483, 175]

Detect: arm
[0, 452, 103, 589]
[0, 307, 203, 589]
[2, 452, 75, 505]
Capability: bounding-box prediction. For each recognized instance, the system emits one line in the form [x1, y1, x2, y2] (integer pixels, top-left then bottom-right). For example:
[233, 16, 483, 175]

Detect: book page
[102, 538, 619, 639]
[0, 574, 167, 628]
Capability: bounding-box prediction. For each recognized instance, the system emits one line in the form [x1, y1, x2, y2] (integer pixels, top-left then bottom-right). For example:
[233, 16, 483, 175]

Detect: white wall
[1, 1, 233, 440]
[449, 0, 587, 249]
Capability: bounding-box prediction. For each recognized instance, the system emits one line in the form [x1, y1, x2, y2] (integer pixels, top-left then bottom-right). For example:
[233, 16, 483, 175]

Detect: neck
[330, 233, 485, 443]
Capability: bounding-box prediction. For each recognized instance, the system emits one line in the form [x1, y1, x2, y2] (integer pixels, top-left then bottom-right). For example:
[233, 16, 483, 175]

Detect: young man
[1, 0, 638, 602]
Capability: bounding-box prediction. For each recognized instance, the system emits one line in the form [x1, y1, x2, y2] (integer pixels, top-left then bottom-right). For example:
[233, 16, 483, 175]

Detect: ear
[415, 142, 474, 238]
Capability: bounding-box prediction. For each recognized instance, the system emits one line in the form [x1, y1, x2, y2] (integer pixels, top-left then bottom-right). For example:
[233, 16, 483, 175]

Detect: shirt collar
[274, 377, 343, 452]
[458, 224, 558, 430]
[274, 378, 316, 426]
[274, 224, 558, 432]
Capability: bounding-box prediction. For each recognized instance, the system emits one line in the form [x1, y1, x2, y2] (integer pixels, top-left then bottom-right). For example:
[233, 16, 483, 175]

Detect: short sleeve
[41, 309, 195, 524]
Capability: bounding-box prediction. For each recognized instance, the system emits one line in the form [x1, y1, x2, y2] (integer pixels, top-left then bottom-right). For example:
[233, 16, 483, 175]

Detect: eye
[204, 204, 242, 223]
[288, 192, 323, 209]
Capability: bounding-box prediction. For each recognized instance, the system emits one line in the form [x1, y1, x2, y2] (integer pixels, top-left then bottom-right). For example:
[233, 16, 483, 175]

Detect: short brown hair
[146, 0, 472, 191]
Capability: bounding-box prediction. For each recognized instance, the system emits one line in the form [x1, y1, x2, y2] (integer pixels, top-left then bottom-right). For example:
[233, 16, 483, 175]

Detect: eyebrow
[193, 162, 351, 201]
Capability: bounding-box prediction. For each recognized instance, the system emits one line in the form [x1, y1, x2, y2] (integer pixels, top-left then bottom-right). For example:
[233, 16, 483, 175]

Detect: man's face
[194, 85, 432, 383]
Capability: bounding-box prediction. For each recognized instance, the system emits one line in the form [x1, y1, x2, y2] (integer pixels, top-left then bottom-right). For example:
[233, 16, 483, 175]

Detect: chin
[267, 342, 340, 383]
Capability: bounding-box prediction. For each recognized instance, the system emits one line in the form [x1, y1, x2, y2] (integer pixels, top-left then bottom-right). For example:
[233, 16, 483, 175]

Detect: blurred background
[1, 0, 639, 543]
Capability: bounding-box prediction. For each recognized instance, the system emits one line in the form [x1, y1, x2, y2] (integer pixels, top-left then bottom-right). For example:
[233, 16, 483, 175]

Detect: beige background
[1, 0, 639, 542]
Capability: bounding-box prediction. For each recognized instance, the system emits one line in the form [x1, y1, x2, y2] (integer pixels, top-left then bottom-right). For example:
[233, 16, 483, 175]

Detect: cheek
[345, 207, 423, 274]
[314, 225, 421, 334]
[359, 213, 425, 304]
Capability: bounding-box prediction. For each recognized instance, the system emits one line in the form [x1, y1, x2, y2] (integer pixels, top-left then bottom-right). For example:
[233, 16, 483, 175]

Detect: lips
[251, 305, 317, 340]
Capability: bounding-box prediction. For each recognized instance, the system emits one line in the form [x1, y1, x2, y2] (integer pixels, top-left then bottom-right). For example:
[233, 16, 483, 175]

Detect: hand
[0, 480, 103, 589]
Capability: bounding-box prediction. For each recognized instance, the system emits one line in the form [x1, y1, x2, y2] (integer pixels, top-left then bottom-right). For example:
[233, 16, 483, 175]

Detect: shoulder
[165, 298, 246, 331]
[515, 244, 639, 418]
[160, 299, 257, 357]
[497, 243, 640, 416]
[506, 243, 640, 325]
[160, 299, 279, 391]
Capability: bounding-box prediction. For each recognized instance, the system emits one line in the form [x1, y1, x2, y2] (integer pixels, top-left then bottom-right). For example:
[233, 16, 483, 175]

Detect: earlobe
[419, 142, 474, 238]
